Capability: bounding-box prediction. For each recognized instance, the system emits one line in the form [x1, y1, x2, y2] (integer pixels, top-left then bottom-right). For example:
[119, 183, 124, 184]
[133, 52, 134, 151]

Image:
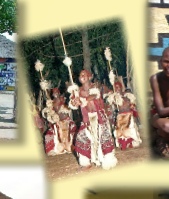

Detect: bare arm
[150, 74, 169, 117]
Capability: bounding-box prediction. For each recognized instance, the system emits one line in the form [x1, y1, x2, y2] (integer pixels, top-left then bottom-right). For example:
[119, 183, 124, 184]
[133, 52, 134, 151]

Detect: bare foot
[78, 165, 92, 172]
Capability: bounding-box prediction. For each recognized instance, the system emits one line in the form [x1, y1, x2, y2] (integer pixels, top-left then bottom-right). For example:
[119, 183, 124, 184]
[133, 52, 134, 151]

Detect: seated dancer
[42, 92, 76, 156]
[42, 99, 61, 156]
[106, 79, 142, 150]
[68, 69, 118, 170]
[65, 81, 83, 129]
[52, 87, 61, 99]
[124, 88, 141, 126]
[53, 89, 77, 152]
[150, 47, 169, 158]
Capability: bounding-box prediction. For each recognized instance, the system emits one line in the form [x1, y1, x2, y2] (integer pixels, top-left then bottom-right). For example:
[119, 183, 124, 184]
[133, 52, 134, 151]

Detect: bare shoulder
[150, 73, 157, 82]
[150, 73, 161, 93]
[150, 73, 160, 88]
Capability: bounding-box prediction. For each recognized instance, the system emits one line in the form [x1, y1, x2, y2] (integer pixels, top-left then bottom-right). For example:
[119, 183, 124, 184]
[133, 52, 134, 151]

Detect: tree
[81, 25, 92, 72]
[0, 0, 17, 34]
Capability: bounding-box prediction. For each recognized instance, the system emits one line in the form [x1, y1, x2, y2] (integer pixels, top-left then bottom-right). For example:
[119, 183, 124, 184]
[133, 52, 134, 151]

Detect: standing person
[150, 47, 169, 158]
[68, 69, 117, 170]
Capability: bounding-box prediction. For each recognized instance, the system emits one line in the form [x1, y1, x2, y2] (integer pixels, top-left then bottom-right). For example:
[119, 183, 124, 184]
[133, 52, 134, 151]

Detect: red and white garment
[44, 117, 76, 156]
[113, 111, 142, 150]
[69, 86, 118, 170]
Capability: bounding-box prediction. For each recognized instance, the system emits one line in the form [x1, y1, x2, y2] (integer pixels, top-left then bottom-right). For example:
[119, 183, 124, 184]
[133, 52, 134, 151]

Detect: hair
[52, 87, 60, 94]
[80, 69, 93, 79]
[114, 81, 122, 88]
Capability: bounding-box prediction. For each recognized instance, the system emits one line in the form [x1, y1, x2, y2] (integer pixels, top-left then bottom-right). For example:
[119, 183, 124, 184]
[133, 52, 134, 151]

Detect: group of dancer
[32, 68, 142, 170]
[30, 46, 169, 170]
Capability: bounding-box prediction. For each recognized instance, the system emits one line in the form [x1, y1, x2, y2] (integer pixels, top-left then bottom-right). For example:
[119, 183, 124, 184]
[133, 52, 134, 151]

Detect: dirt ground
[0, 192, 12, 199]
[45, 131, 152, 181]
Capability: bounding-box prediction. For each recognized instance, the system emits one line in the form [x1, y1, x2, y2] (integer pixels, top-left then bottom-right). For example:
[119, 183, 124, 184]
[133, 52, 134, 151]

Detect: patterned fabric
[75, 109, 115, 160]
[69, 82, 117, 167]
[44, 117, 76, 155]
[114, 112, 142, 149]
[45, 128, 55, 154]
[118, 138, 133, 150]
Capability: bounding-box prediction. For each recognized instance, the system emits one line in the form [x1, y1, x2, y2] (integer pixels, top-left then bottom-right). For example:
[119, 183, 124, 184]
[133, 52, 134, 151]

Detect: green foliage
[0, 0, 17, 34]
[20, 19, 129, 100]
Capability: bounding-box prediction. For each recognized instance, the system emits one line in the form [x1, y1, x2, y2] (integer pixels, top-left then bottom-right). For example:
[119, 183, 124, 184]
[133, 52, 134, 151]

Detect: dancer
[43, 88, 76, 156]
[53, 89, 77, 153]
[68, 69, 117, 170]
[106, 79, 142, 150]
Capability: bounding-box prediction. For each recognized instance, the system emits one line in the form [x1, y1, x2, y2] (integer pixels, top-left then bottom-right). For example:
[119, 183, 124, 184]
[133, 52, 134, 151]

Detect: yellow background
[3, 0, 168, 198]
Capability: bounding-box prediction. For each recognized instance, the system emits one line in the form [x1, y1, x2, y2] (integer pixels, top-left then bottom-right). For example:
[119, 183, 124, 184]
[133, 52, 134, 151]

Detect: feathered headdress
[109, 70, 116, 87]
[34, 59, 45, 80]
[63, 56, 72, 67]
[104, 47, 112, 62]
[35, 59, 44, 72]
[67, 84, 79, 94]
[124, 93, 136, 104]
[40, 80, 51, 91]
[104, 47, 116, 89]
[107, 92, 123, 107]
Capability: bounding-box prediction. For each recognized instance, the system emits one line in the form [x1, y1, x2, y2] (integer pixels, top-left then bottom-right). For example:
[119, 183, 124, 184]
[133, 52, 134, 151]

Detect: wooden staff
[59, 27, 74, 85]
[104, 47, 119, 111]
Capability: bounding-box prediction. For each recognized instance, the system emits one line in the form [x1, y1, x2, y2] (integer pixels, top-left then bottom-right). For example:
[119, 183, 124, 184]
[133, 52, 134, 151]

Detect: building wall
[0, 58, 16, 91]
[148, 1, 169, 84]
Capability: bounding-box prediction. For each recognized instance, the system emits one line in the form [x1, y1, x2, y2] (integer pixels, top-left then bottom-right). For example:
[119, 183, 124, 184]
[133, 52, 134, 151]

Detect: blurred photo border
[6, 0, 169, 199]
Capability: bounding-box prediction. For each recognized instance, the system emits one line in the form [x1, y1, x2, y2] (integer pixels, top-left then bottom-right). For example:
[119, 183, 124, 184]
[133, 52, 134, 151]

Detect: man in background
[150, 47, 169, 158]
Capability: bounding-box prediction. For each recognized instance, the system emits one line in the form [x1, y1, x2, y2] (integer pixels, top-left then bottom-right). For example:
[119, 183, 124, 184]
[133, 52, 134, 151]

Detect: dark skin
[72, 70, 97, 112]
[150, 47, 169, 139]
[53, 96, 68, 121]
[114, 83, 131, 112]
